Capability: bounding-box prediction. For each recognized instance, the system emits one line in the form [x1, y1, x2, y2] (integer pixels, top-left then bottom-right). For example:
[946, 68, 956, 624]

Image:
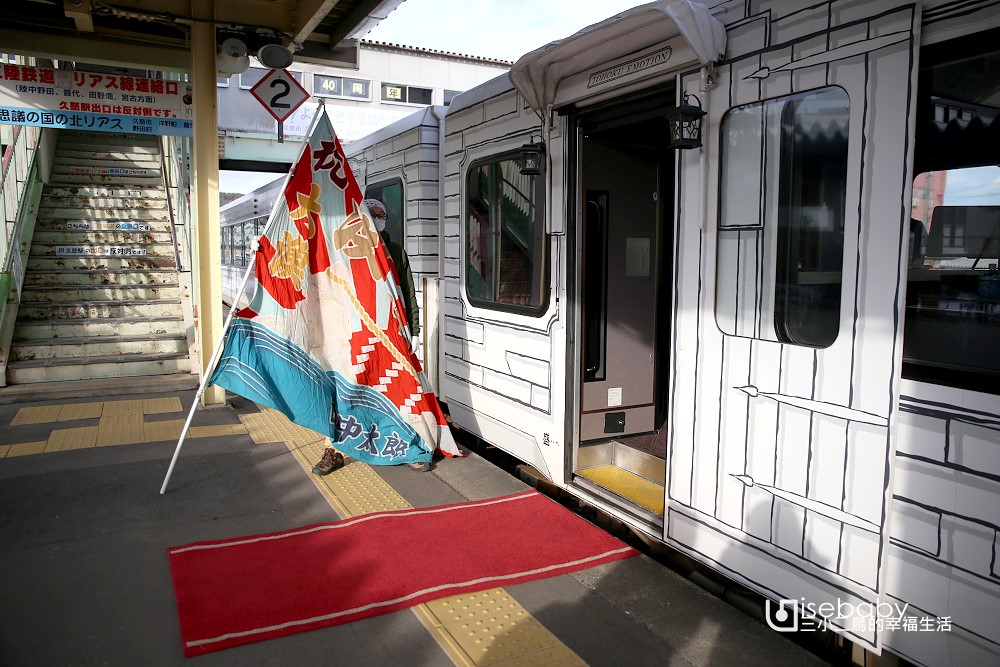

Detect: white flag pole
[159, 248, 258, 494]
[159, 102, 329, 495]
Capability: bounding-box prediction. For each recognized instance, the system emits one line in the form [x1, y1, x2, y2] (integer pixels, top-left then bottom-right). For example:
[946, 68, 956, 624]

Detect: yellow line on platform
[239, 407, 585, 667]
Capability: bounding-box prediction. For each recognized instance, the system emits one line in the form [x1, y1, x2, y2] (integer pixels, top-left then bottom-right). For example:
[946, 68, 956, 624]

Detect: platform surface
[0, 380, 830, 666]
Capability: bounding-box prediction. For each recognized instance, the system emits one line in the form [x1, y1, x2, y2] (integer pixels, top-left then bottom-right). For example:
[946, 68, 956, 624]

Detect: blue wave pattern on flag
[209, 109, 460, 466]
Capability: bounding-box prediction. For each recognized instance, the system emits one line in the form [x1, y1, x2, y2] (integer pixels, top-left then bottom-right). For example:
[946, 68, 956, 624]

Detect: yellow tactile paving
[57, 402, 104, 421]
[418, 590, 587, 667]
[10, 405, 63, 425]
[96, 415, 145, 446]
[102, 400, 145, 417]
[144, 419, 185, 443]
[189, 424, 248, 438]
[45, 426, 98, 451]
[6, 442, 47, 457]
[142, 397, 183, 414]
[241, 409, 327, 446]
[240, 407, 584, 667]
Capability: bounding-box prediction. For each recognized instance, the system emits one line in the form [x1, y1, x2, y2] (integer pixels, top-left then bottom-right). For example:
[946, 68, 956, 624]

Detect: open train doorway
[572, 87, 676, 527]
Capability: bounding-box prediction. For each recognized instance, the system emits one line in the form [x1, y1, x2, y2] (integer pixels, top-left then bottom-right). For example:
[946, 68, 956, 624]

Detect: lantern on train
[666, 94, 706, 149]
[519, 139, 545, 176]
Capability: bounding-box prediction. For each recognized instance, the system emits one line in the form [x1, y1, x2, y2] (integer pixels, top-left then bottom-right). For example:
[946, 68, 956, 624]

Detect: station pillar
[190, 7, 225, 406]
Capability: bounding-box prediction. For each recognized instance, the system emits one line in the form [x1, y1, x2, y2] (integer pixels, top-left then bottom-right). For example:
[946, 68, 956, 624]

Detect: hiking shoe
[313, 448, 345, 475]
[408, 461, 431, 472]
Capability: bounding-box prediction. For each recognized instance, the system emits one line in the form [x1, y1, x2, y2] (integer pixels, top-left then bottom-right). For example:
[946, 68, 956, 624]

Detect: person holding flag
[167, 106, 461, 491]
[313, 197, 426, 475]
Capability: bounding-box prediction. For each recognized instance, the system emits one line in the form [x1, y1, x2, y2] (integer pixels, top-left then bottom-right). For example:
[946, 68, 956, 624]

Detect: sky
[220, 0, 649, 193]
[942, 166, 1000, 206]
[366, 0, 649, 63]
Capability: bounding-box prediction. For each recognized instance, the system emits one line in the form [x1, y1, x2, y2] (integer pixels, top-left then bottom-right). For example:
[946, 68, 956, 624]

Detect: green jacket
[380, 231, 420, 336]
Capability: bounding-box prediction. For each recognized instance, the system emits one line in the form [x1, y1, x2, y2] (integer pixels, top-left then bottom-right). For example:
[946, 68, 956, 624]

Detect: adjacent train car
[219, 177, 283, 308]
[220, 1, 1000, 664]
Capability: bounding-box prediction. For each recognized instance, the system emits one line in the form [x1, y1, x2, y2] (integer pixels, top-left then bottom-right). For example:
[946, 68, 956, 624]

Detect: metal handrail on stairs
[159, 135, 187, 273]
[1, 124, 43, 300]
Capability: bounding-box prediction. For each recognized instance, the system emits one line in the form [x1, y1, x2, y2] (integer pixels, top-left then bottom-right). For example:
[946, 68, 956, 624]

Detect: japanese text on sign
[0, 63, 192, 137]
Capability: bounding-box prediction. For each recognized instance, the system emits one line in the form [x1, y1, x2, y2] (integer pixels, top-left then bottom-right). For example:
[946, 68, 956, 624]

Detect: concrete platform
[0, 382, 832, 666]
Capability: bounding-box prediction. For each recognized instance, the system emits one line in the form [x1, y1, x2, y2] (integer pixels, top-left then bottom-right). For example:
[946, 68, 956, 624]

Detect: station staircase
[4, 131, 193, 386]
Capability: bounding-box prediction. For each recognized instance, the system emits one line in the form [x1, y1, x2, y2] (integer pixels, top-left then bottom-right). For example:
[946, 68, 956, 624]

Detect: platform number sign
[250, 69, 309, 123]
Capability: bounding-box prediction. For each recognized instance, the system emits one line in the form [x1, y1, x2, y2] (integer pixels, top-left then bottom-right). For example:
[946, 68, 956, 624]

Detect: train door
[670, 1, 919, 654]
[572, 89, 675, 526]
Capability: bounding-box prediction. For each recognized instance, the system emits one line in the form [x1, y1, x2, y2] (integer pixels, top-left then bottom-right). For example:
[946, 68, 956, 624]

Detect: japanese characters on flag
[209, 108, 460, 465]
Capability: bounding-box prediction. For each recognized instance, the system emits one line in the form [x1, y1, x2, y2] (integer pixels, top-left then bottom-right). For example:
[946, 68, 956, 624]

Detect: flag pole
[159, 102, 329, 495]
[159, 249, 258, 494]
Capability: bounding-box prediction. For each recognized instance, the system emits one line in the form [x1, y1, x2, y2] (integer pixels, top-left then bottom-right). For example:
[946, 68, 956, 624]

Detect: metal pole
[159, 249, 258, 494]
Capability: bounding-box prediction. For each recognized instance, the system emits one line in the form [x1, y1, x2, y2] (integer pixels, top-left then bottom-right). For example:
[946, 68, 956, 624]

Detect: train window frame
[903, 28, 1000, 394]
[463, 150, 549, 316]
[715, 86, 850, 348]
[362, 178, 405, 246]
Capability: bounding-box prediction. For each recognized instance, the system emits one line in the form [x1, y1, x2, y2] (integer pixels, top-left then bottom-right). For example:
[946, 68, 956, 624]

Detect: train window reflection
[465, 153, 547, 313]
[716, 87, 849, 347]
[904, 166, 1000, 382]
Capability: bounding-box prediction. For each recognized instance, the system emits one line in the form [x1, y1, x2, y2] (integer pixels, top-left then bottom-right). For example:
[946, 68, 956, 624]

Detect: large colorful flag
[209, 108, 461, 466]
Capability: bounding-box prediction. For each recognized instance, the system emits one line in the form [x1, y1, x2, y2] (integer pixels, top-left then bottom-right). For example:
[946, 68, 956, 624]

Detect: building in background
[217, 40, 511, 170]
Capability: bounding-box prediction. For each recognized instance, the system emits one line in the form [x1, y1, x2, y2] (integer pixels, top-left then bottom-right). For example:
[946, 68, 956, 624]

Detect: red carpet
[168, 490, 638, 655]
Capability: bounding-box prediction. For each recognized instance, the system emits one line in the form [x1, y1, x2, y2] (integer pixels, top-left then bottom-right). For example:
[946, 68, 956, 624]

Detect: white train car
[431, 1, 1000, 665]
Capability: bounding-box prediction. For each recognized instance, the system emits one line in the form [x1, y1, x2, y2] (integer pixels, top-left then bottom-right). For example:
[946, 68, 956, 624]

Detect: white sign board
[250, 69, 309, 123]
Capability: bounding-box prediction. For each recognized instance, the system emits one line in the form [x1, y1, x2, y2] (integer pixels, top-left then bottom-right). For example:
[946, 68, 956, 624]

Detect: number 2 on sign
[270, 79, 290, 109]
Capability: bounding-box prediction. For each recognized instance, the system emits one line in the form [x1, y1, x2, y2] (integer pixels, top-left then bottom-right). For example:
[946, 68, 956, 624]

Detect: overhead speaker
[217, 37, 250, 75]
[258, 43, 294, 69]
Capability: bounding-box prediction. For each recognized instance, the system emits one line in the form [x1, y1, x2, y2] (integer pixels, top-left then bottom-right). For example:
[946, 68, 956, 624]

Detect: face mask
[374, 215, 386, 233]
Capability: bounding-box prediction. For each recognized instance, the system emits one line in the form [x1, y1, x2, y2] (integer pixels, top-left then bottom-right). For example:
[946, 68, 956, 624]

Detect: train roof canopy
[510, 0, 726, 113]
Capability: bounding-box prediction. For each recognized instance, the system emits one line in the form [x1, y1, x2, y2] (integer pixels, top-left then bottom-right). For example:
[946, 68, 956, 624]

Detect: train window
[716, 87, 849, 348]
[904, 31, 1000, 392]
[363, 178, 404, 246]
[905, 169, 1000, 383]
[465, 153, 547, 313]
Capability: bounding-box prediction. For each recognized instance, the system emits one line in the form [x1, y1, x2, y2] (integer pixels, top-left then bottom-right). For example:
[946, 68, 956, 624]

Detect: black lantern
[666, 94, 706, 149]
[519, 139, 545, 176]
